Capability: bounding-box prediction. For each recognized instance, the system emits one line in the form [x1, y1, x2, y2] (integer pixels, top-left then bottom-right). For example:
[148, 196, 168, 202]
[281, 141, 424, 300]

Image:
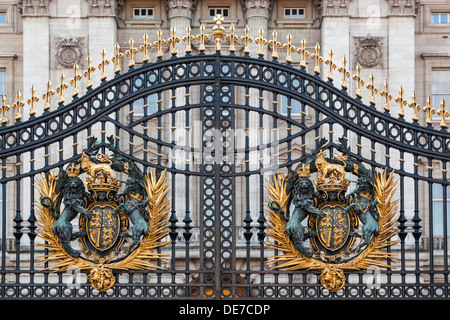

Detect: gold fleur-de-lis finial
[352, 63, 365, 98]
[408, 91, 421, 122]
[70, 63, 82, 98]
[183, 26, 194, 54]
[395, 86, 407, 118]
[26, 85, 39, 117]
[42, 80, 55, 111]
[98, 49, 110, 81]
[168, 27, 180, 56]
[338, 55, 350, 89]
[380, 79, 392, 112]
[283, 33, 295, 64]
[268, 30, 281, 60]
[423, 96, 435, 125]
[310, 43, 323, 75]
[56, 73, 69, 105]
[12, 90, 25, 121]
[241, 25, 252, 55]
[255, 28, 267, 57]
[0, 94, 10, 124]
[366, 73, 378, 105]
[324, 49, 336, 81]
[155, 29, 167, 59]
[84, 54, 96, 89]
[437, 99, 449, 128]
[125, 37, 138, 67]
[197, 24, 208, 53]
[212, 14, 225, 52]
[111, 42, 124, 73]
[140, 33, 152, 62]
[226, 24, 238, 54]
[297, 39, 309, 68]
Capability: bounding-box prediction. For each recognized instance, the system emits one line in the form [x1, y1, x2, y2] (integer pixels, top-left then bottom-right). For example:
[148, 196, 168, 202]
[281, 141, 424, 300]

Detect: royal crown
[66, 163, 81, 177]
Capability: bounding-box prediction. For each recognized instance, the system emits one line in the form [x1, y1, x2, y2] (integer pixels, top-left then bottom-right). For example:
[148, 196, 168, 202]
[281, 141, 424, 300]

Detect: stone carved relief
[54, 37, 84, 69]
[354, 35, 383, 69]
[241, 0, 274, 19]
[18, 0, 50, 16]
[164, 0, 199, 19]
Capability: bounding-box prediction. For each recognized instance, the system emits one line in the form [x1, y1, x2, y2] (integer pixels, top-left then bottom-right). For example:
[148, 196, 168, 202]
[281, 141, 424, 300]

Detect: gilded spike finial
[366, 73, 378, 105]
[408, 91, 421, 122]
[56, 72, 69, 105]
[155, 29, 167, 58]
[310, 43, 323, 75]
[84, 54, 96, 89]
[168, 27, 180, 56]
[42, 81, 55, 111]
[197, 24, 208, 53]
[12, 90, 25, 121]
[338, 55, 350, 89]
[268, 30, 281, 60]
[297, 39, 309, 68]
[26, 85, 39, 116]
[423, 96, 435, 125]
[98, 49, 110, 81]
[352, 63, 365, 98]
[212, 14, 225, 52]
[255, 28, 267, 57]
[111, 42, 124, 73]
[183, 26, 194, 54]
[0, 94, 10, 124]
[283, 33, 295, 64]
[380, 79, 392, 112]
[70, 63, 82, 98]
[394, 86, 407, 118]
[241, 25, 252, 55]
[140, 33, 152, 62]
[126, 37, 138, 67]
[324, 49, 336, 81]
[437, 99, 449, 128]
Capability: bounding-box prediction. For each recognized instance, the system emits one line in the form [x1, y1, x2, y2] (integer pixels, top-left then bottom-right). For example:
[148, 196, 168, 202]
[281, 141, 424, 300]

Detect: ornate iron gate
[0, 17, 449, 299]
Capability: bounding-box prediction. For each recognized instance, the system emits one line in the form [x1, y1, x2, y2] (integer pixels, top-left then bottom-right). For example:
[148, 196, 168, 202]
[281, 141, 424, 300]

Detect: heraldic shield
[35, 136, 171, 292]
[266, 137, 399, 292]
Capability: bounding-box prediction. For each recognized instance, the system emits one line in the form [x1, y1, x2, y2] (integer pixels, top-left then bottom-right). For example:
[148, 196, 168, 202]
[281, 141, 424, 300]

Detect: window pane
[299, 8, 305, 17]
[0, 14, 5, 23]
[134, 9, 140, 17]
[285, 9, 290, 17]
[223, 9, 229, 17]
[431, 14, 439, 24]
[147, 9, 153, 17]
[292, 9, 297, 17]
[141, 9, 146, 16]
[0, 71, 5, 95]
[441, 14, 448, 23]
[210, 9, 215, 17]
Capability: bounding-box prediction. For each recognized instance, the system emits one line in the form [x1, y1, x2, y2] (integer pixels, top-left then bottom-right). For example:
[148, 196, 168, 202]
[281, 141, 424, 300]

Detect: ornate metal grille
[0, 17, 449, 299]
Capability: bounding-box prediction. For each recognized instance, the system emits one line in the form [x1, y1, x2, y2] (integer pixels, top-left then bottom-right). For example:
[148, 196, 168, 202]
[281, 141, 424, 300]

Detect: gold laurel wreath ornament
[265, 168, 399, 292]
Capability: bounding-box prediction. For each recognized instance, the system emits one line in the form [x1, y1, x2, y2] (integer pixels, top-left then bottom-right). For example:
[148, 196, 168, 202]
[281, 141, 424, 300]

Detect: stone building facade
[0, 0, 449, 286]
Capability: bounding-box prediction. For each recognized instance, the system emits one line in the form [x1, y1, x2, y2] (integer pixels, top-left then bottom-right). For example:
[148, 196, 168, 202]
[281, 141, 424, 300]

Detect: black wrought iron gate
[0, 23, 449, 299]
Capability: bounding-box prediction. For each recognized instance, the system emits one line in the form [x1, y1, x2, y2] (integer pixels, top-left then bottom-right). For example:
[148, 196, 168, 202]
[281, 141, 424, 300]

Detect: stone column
[320, 0, 351, 141]
[387, 0, 418, 249]
[21, 0, 51, 117]
[242, 0, 272, 221]
[164, 0, 198, 220]
[87, 0, 117, 88]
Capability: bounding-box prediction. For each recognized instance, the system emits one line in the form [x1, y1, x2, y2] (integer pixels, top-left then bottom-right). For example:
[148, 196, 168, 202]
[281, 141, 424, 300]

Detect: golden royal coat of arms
[266, 138, 399, 292]
[35, 136, 171, 292]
